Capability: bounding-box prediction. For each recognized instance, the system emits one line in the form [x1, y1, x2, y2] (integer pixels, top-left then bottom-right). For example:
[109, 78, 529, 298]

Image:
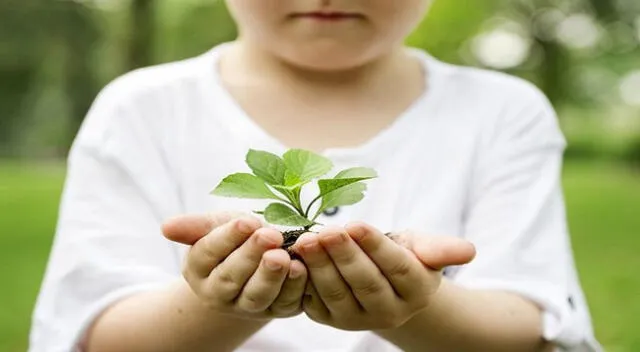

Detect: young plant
[211, 148, 377, 251]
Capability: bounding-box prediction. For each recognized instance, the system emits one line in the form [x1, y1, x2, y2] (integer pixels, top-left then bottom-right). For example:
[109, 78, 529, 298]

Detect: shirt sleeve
[447, 84, 602, 352]
[28, 79, 184, 352]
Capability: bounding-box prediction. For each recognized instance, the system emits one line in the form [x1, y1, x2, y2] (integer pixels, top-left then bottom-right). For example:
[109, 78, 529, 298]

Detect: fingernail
[301, 240, 320, 254]
[321, 233, 347, 247]
[289, 268, 302, 279]
[237, 218, 256, 234]
[256, 232, 278, 248]
[347, 226, 367, 242]
[264, 259, 282, 271]
[296, 233, 320, 254]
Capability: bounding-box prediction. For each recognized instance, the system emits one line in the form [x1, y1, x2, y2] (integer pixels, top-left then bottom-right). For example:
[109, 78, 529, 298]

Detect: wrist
[85, 279, 270, 352]
[374, 278, 457, 351]
[422, 276, 454, 315]
[376, 278, 550, 352]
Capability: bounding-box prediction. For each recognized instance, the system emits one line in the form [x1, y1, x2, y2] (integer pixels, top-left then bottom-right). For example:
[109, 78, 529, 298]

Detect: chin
[286, 56, 364, 72]
[278, 43, 380, 72]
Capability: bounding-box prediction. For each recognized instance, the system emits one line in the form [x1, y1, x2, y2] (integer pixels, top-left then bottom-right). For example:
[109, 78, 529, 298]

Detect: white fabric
[29, 43, 602, 352]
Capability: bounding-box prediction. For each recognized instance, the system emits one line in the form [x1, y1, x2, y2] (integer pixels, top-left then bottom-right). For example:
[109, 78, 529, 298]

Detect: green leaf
[211, 173, 281, 200]
[283, 149, 333, 184]
[245, 149, 286, 185]
[317, 178, 368, 197]
[271, 184, 298, 205]
[264, 203, 314, 227]
[272, 184, 294, 195]
[284, 169, 303, 187]
[316, 182, 367, 217]
[334, 167, 378, 179]
[317, 167, 378, 196]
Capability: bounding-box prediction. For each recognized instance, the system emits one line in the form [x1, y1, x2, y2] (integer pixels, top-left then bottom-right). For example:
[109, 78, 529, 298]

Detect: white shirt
[29, 43, 602, 352]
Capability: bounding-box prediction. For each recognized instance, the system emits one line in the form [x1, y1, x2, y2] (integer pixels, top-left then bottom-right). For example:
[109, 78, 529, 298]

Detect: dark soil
[281, 228, 307, 260]
[282, 229, 307, 249]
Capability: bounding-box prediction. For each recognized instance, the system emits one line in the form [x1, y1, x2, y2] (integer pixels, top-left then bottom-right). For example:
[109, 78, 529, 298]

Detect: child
[30, 1, 602, 351]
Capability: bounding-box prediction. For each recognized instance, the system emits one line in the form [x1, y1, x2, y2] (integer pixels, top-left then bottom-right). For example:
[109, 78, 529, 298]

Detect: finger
[236, 249, 290, 313]
[162, 211, 250, 245]
[187, 217, 262, 278]
[294, 232, 360, 316]
[269, 259, 308, 317]
[410, 235, 476, 270]
[386, 232, 413, 249]
[386, 231, 477, 270]
[345, 222, 428, 300]
[208, 227, 283, 302]
[302, 280, 331, 324]
[317, 227, 396, 313]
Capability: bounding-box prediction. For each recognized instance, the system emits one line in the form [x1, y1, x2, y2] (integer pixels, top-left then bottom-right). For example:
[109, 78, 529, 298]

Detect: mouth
[291, 11, 364, 22]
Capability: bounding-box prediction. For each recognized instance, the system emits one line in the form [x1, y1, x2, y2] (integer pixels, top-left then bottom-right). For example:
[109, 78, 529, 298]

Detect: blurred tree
[60, 2, 101, 150]
[505, 0, 570, 105]
[156, 0, 237, 63]
[518, 0, 638, 106]
[0, 0, 100, 155]
[407, 0, 503, 64]
[587, 0, 616, 22]
[0, 0, 46, 154]
[409, 0, 638, 107]
[129, 0, 155, 70]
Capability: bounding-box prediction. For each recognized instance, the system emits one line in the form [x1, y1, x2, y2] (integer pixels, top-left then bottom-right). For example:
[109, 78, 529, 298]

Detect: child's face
[226, 0, 430, 70]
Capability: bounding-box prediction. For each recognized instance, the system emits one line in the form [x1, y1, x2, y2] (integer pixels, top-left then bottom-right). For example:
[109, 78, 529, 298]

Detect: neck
[223, 38, 413, 92]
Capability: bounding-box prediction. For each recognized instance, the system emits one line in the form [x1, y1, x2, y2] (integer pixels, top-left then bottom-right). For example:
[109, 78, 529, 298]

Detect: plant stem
[304, 194, 323, 218]
[271, 185, 311, 222]
[275, 197, 300, 213]
[291, 188, 306, 217]
[294, 203, 306, 217]
[304, 222, 323, 232]
[273, 188, 303, 215]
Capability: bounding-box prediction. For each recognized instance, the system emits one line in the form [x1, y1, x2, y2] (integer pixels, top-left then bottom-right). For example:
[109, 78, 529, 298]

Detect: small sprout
[211, 148, 377, 253]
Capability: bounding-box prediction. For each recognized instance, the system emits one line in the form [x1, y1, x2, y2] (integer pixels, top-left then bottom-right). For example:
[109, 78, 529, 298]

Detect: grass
[0, 160, 639, 351]
[562, 162, 640, 351]
[0, 162, 66, 352]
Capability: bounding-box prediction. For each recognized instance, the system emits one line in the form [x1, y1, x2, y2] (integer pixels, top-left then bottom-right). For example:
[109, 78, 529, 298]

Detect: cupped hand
[292, 222, 475, 331]
[162, 212, 309, 320]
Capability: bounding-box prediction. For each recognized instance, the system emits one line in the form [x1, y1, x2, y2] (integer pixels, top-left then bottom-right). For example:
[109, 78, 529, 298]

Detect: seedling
[211, 148, 377, 252]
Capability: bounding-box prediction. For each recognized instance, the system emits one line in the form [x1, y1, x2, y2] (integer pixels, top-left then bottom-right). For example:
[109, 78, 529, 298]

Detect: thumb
[409, 235, 476, 271]
[161, 211, 251, 246]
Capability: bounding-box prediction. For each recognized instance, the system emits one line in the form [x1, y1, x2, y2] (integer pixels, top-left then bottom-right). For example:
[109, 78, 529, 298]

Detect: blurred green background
[1, 0, 639, 351]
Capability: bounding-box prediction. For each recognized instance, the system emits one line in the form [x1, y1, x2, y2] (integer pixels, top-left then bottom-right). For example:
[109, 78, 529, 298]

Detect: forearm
[377, 279, 554, 352]
[85, 280, 268, 352]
